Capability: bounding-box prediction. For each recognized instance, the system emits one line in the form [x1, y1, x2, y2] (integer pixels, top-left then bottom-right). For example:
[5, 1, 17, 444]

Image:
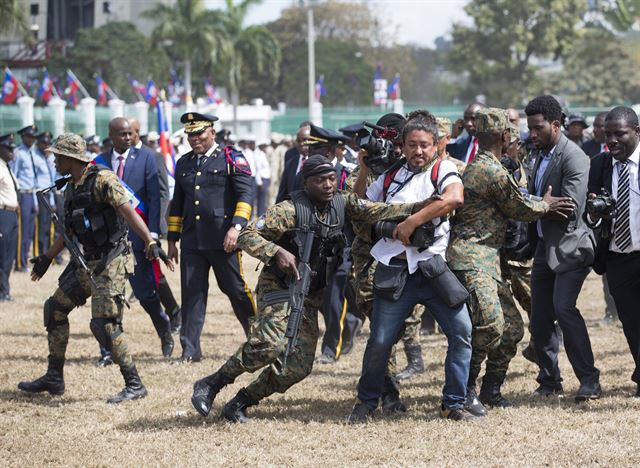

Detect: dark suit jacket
[153, 149, 170, 237]
[98, 146, 161, 251]
[276, 147, 303, 203]
[527, 134, 595, 272]
[446, 134, 473, 162]
[582, 139, 604, 158]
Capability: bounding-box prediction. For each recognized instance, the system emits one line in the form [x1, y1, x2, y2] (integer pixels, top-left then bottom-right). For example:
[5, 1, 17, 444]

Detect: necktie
[603, 143, 609, 153]
[467, 137, 478, 163]
[117, 155, 125, 179]
[614, 159, 632, 252]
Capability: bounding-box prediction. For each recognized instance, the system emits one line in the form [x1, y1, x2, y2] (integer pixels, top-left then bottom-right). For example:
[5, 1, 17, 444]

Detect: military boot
[464, 369, 487, 417]
[191, 370, 235, 417]
[220, 388, 258, 423]
[18, 357, 65, 395]
[479, 373, 512, 408]
[107, 365, 148, 404]
[396, 343, 425, 381]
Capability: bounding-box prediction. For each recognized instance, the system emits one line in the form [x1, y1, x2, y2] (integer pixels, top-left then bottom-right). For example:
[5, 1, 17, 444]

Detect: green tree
[601, 0, 640, 31]
[143, 0, 227, 103]
[449, 0, 588, 106]
[0, 0, 31, 47]
[48, 22, 171, 103]
[549, 28, 640, 106]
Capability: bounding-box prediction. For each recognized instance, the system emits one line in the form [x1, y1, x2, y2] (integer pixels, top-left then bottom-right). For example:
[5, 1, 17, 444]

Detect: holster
[418, 255, 469, 308]
[373, 260, 408, 301]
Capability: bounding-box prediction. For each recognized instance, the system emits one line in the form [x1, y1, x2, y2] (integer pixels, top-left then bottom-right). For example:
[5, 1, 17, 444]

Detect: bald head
[128, 117, 141, 145]
[109, 117, 133, 153]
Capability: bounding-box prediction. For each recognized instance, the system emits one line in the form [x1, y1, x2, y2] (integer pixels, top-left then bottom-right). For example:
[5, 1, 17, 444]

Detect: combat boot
[18, 357, 65, 396]
[464, 369, 487, 417]
[107, 365, 148, 404]
[396, 343, 425, 381]
[382, 387, 407, 413]
[220, 388, 258, 423]
[479, 373, 512, 408]
[191, 370, 235, 417]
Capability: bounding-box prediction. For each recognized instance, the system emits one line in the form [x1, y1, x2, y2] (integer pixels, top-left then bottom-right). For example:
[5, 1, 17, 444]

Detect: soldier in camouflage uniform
[190, 155, 422, 422]
[17, 134, 171, 404]
[448, 109, 575, 413]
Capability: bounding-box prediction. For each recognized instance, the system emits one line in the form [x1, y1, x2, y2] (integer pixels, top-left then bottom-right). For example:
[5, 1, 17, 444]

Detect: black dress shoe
[532, 384, 564, 397]
[161, 332, 174, 358]
[575, 382, 601, 402]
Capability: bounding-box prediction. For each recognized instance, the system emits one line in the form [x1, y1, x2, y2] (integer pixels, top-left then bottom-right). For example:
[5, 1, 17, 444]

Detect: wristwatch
[233, 223, 243, 232]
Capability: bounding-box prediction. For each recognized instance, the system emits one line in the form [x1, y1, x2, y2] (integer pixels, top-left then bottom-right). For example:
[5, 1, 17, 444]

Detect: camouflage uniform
[218, 191, 415, 403]
[448, 108, 549, 391]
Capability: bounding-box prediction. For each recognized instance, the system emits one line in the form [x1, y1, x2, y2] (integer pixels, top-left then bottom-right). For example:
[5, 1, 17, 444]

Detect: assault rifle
[37, 176, 99, 290]
[282, 228, 316, 368]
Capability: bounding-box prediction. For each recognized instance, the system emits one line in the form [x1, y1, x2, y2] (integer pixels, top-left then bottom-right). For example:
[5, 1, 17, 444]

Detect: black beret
[376, 113, 406, 132]
[302, 154, 335, 179]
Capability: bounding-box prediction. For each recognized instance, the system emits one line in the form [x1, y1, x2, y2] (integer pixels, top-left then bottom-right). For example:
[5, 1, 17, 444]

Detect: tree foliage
[600, 0, 640, 31]
[449, 0, 588, 106]
[48, 22, 171, 102]
[549, 28, 640, 106]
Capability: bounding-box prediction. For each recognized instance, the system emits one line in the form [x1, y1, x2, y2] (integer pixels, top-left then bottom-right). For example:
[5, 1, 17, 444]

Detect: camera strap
[382, 159, 444, 201]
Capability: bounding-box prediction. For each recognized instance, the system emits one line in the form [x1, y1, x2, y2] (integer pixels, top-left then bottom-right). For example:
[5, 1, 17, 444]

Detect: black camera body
[586, 189, 616, 219]
[357, 121, 400, 175]
[373, 220, 437, 250]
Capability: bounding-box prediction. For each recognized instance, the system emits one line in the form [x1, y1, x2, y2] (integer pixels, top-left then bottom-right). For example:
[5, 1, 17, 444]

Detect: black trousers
[0, 209, 18, 297]
[606, 251, 640, 384]
[530, 240, 599, 387]
[180, 248, 255, 359]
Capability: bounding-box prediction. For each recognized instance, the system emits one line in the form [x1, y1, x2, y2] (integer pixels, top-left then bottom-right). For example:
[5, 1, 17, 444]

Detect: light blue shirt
[10, 143, 36, 190]
[33, 148, 55, 190]
[534, 146, 556, 238]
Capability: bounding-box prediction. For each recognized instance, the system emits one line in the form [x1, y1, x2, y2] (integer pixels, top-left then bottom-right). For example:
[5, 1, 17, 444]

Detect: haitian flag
[65, 71, 79, 108]
[314, 75, 326, 102]
[128, 76, 146, 99]
[146, 79, 158, 106]
[204, 79, 221, 104]
[96, 75, 109, 105]
[1, 69, 19, 104]
[388, 73, 401, 100]
[38, 70, 53, 103]
[157, 101, 175, 178]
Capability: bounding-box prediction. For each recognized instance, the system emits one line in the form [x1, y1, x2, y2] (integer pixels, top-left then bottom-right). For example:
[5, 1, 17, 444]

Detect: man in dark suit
[167, 112, 256, 363]
[94, 117, 174, 363]
[446, 102, 483, 164]
[586, 106, 640, 397]
[582, 111, 609, 158]
[525, 95, 600, 401]
[275, 122, 310, 203]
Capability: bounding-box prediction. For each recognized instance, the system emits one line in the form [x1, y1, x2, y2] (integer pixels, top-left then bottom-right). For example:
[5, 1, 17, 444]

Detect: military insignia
[188, 113, 193, 120]
[256, 217, 266, 230]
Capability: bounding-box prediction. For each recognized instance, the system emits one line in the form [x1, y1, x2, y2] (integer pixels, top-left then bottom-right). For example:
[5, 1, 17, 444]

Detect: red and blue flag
[1, 69, 19, 104]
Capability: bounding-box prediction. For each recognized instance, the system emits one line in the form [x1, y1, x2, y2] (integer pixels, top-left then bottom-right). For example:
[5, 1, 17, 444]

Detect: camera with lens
[373, 220, 437, 250]
[586, 189, 616, 219]
[357, 121, 400, 175]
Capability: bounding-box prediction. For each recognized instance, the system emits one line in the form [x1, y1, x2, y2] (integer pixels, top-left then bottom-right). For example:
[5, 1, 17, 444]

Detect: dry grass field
[1, 255, 640, 467]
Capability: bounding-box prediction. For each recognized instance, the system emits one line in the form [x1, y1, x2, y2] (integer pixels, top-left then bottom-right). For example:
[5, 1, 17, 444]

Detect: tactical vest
[269, 190, 346, 292]
[64, 165, 127, 256]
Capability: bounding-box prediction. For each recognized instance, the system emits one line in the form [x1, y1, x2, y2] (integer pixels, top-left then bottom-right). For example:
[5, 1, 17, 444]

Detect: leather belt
[0, 204, 18, 212]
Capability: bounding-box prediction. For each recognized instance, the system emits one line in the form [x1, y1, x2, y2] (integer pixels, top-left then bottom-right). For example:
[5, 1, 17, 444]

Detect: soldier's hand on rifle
[146, 240, 175, 272]
[275, 247, 299, 280]
[30, 254, 52, 281]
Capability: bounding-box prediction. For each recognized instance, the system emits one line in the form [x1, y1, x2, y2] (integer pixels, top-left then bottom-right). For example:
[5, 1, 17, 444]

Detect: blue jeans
[356, 269, 472, 410]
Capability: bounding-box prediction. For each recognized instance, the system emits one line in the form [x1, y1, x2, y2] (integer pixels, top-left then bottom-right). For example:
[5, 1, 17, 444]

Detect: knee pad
[44, 298, 71, 331]
[90, 317, 120, 349]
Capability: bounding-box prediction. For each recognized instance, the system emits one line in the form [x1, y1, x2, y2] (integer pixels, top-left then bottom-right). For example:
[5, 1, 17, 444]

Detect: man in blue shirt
[10, 124, 38, 272]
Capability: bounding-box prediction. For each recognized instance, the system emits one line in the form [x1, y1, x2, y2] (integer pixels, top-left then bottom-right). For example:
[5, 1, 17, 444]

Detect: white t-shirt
[366, 159, 461, 273]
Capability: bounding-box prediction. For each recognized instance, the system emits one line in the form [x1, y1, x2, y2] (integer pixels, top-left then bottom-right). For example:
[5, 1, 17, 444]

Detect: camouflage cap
[46, 133, 90, 162]
[436, 117, 451, 138]
[475, 107, 508, 134]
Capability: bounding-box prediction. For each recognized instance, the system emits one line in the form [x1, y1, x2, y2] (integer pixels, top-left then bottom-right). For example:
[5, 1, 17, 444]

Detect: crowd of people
[1, 95, 638, 423]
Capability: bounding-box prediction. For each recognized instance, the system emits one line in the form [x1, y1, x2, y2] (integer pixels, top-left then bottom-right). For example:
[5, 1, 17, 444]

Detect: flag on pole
[1, 69, 20, 104]
[204, 79, 221, 104]
[388, 73, 401, 100]
[65, 71, 80, 107]
[373, 63, 387, 105]
[146, 79, 158, 106]
[157, 100, 175, 178]
[128, 76, 146, 99]
[96, 75, 109, 105]
[38, 70, 54, 103]
[314, 74, 326, 102]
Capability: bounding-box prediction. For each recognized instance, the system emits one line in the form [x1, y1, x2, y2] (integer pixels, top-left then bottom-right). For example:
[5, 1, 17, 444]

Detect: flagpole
[104, 82, 119, 100]
[67, 69, 90, 98]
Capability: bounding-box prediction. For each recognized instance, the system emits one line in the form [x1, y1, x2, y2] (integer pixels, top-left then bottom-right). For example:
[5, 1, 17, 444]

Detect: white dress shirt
[366, 159, 461, 273]
[610, 143, 640, 253]
[111, 147, 131, 173]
